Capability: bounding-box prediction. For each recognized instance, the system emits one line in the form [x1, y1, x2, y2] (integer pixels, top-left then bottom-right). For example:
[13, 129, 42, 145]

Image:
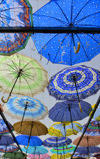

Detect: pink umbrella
[28, 153, 50, 159]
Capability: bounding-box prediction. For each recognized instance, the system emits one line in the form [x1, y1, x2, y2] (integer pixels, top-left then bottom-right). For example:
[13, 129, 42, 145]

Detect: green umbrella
[0, 53, 48, 103]
[3, 152, 26, 159]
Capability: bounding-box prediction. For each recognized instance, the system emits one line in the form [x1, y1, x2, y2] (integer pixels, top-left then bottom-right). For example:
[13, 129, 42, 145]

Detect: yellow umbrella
[13, 121, 48, 136]
[51, 153, 71, 159]
[48, 122, 82, 137]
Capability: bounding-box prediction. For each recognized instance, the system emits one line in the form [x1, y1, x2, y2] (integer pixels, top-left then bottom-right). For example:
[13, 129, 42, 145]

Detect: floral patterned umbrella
[0, 0, 32, 55]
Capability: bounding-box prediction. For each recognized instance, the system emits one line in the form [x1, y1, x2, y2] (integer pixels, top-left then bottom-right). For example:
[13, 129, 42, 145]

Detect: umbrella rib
[74, 12, 100, 25]
[86, 34, 100, 44]
[72, 0, 91, 23]
[55, 1, 70, 24]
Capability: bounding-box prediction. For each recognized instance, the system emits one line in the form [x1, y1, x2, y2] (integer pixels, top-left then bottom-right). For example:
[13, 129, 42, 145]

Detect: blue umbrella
[31, 0, 100, 65]
[76, 146, 100, 154]
[82, 120, 100, 136]
[0, 135, 14, 145]
[0, 119, 13, 135]
[73, 152, 92, 158]
[47, 65, 100, 111]
[0, 145, 18, 153]
[0, 0, 32, 55]
[16, 135, 43, 146]
[49, 100, 92, 122]
[43, 136, 72, 147]
[22, 146, 48, 155]
[3, 96, 48, 122]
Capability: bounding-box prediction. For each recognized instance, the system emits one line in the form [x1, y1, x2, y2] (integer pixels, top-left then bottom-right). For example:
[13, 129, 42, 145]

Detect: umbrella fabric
[13, 121, 48, 136]
[73, 135, 100, 147]
[73, 152, 92, 158]
[49, 100, 92, 122]
[3, 152, 26, 159]
[50, 145, 76, 154]
[0, 53, 48, 103]
[28, 154, 50, 159]
[3, 96, 48, 121]
[16, 135, 43, 146]
[47, 65, 100, 101]
[93, 151, 100, 158]
[0, 135, 14, 145]
[82, 120, 100, 136]
[0, 119, 13, 134]
[32, 0, 100, 66]
[51, 153, 71, 159]
[90, 104, 100, 121]
[0, 145, 18, 153]
[48, 121, 82, 137]
[76, 146, 100, 154]
[43, 136, 72, 147]
[22, 146, 48, 155]
[0, 0, 32, 55]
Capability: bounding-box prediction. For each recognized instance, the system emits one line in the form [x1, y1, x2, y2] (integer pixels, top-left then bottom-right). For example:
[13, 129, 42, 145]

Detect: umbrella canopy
[3, 96, 48, 121]
[43, 136, 72, 147]
[0, 119, 13, 135]
[82, 120, 100, 136]
[31, 0, 100, 65]
[48, 121, 82, 137]
[93, 151, 100, 158]
[47, 65, 100, 102]
[49, 100, 92, 122]
[0, 135, 14, 145]
[51, 153, 71, 159]
[13, 121, 48, 136]
[0, 0, 32, 55]
[28, 153, 50, 159]
[22, 146, 48, 155]
[73, 135, 100, 147]
[3, 152, 26, 159]
[73, 152, 92, 158]
[76, 146, 100, 154]
[16, 135, 43, 146]
[50, 145, 76, 154]
[90, 103, 100, 121]
[0, 145, 18, 153]
[0, 53, 48, 103]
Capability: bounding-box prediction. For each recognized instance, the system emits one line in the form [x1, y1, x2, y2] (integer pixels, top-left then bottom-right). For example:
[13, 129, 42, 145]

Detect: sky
[0, 0, 100, 158]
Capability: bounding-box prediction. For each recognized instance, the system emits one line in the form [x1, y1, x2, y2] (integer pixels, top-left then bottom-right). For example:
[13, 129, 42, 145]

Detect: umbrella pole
[0, 108, 23, 154]
[68, 105, 75, 134]
[73, 75, 82, 112]
[63, 124, 67, 148]
[71, 95, 100, 159]
[21, 102, 28, 126]
[1, 69, 22, 103]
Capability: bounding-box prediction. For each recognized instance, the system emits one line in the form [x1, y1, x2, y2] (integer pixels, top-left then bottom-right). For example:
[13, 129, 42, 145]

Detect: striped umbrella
[0, 145, 18, 153]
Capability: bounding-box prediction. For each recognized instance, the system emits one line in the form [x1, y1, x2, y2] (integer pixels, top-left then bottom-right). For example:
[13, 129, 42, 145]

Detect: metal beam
[0, 27, 100, 33]
[71, 95, 100, 159]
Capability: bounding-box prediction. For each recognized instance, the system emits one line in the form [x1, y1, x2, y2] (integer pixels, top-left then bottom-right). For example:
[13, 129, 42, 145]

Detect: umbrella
[3, 96, 48, 122]
[51, 153, 71, 159]
[73, 135, 100, 147]
[50, 145, 76, 154]
[0, 135, 14, 145]
[0, 145, 18, 153]
[49, 100, 92, 122]
[22, 146, 48, 155]
[93, 151, 100, 158]
[75, 146, 100, 154]
[3, 152, 26, 159]
[43, 136, 72, 147]
[31, 0, 100, 65]
[82, 120, 100, 136]
[47, 65, 100, 111]
[73, 152, 92, 158]
[0, 0, 32, 55]
[0, 53, 48, 103]
[90, 103, 100, 121]
[28, 153, 50, 159]
[13, 121, 48, 136]
[16, 135, 43, 147]
[0, 118, 13, 135]
[48, 121, 82, 137]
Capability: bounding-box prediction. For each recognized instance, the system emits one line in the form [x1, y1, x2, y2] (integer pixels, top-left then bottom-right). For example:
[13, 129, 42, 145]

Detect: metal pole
[71, 95, 100, 159]
[0, 27, 100, 33]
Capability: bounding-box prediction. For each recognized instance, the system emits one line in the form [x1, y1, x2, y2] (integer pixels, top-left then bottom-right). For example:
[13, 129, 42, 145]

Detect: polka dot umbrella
[31, 0, 100, 65]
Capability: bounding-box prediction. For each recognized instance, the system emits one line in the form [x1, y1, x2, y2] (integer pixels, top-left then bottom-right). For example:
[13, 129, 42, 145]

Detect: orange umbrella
[73, 135, 100, 147]
[13, 121, 48, 136]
